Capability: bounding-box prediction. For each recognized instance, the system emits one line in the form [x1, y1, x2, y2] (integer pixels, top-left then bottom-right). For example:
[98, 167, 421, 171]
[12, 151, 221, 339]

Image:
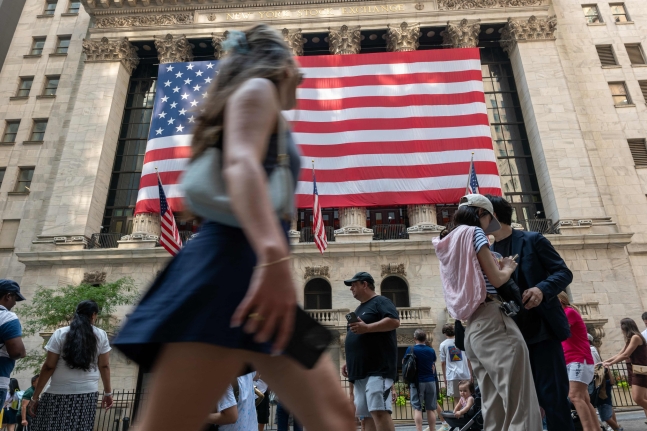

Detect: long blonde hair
[557, 291, 581, 314]
[191, 24, 294, 160]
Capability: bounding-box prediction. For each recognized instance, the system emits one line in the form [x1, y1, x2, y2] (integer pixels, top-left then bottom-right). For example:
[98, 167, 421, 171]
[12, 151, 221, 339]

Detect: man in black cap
[0, 279, 26, 405]
[341, 272, 400, 431]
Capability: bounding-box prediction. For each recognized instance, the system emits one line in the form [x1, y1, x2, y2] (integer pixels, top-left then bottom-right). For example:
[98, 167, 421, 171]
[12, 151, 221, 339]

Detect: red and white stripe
[160, 208, 182, 256]
[312, 170, 327, 254]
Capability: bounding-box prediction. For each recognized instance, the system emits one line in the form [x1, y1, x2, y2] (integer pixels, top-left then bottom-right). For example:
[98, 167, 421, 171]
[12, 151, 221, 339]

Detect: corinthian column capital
[500, 15, 558, 55]
[328, 25, 361, 55]
[82, 37, 139, 75]
[155, 34, 194, 64]
[441, 19, 481, 48]
[212, 31, 228, 59]
[386, 22, 421, 52]
[282, 28, 305, 57]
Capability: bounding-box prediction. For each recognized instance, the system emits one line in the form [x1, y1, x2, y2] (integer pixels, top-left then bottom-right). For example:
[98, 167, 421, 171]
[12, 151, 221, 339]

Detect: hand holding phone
[346, 312, 359, 324]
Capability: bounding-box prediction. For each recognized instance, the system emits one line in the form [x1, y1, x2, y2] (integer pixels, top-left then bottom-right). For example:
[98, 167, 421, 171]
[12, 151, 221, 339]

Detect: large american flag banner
[135, 49, 500, 215]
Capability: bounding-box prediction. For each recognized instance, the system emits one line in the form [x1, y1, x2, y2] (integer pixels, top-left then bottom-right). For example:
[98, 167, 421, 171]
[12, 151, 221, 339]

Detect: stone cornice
[95, 13, 193, 28]
[437, 0, 545, 10]
[82, 36, 139, 74]
[500, 15, 557, 54]
[15, 233, 635, 265]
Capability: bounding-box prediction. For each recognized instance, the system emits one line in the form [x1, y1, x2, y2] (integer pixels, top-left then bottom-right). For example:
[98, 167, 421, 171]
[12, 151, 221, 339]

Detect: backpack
[402, 345, 418, 385]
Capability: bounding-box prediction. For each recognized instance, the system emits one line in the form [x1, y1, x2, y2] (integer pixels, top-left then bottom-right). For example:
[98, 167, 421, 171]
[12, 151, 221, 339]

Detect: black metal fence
[88, 233, 122, 249]
[299, 226, 335, 243]
[373, 224, 409, 240]
[516, 219, 560, 235]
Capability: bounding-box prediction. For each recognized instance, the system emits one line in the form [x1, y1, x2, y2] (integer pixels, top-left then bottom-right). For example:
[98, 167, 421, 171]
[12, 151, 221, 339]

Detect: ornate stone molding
[381, 263, 406, 277]
[155, 34, 193, 64]
[397, 333, 415, 345]
[82, 271, 107, 285]
[386, 22, 421, 52]
[441, 19, 481, 48]
[82, 37, 139, 74]
[212, 32, 228, 60]
[328, 25, 361, 55]
[282, 28, 305, 57]
[304, 266, 330, 280]
[438, 0, 544, 10]
[500, 15, 557, 54]
[94, 13, 193, 28]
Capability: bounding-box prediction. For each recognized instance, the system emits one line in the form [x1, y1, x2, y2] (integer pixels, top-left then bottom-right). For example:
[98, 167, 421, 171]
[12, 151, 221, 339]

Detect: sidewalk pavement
[394, 410, 646, 431]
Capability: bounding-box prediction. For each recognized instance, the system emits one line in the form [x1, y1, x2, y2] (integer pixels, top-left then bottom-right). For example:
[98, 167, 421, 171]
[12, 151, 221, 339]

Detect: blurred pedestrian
[206, 372, 258, 430]
[433, 194, 542, 431]
[603, 318, 647, 421]
[29, 300, 113, 431]
[642, 312, 647, 341]
[254, 374, 269, 431]
[487, 195, 574, 431]
[3, 378, 21, 431]
[405, 329, 437, 431]
[588, 334, 622, 431]
[18, 374, 39, 431]
[437, 323, 471, 431]
[0, 280, 26, 404]
[557, 292, 598, 431]
[111, 24, 354, 431]
[277, 402, 301, 431]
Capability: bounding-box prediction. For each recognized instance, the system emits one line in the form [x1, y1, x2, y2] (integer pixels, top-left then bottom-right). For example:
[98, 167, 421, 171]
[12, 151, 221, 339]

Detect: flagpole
[313, 159, 323, 262]
[465, 152, 474, 194]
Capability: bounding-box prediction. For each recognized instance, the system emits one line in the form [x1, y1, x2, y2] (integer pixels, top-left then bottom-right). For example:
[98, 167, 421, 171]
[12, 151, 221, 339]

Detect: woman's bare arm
[476, 246, 515, 288]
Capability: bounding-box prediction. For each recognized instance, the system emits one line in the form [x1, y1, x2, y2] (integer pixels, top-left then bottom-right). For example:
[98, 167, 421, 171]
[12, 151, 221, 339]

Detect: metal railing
[88, 233, 122, 249]
[179, 230, 197, 244]
[516, 219, 560, 234]
[373, 224, 409, 240]
[299, 226, 335, 243]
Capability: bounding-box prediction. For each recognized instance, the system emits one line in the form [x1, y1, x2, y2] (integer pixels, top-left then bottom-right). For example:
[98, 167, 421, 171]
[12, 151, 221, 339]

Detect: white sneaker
[436, 424, 451, 431]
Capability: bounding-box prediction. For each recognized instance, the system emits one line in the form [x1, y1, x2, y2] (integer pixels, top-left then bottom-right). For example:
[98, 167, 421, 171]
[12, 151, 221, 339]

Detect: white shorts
[566, 361, 595, 385]
[353, 376, 394, 416]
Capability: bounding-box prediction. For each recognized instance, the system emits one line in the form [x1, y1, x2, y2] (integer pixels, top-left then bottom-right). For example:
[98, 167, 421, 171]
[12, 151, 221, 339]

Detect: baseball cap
[0, 279, 26, 301]
[587, 333, 594, 343]
[344, 272, 375, 286]
[459, 194, 502, 234]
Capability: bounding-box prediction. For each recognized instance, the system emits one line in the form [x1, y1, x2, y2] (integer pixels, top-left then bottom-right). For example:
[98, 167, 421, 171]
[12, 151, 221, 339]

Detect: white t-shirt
[439, 338, 471, 381]
[217, 373, 258, 431]
[45, 326, 111, 395]
[642, 328, 647, 341]
[590, 346, 602, 364]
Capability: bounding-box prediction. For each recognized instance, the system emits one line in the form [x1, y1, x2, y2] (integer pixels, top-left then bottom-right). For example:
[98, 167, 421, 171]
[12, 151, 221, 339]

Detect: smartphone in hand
[345, 312, 359, 324]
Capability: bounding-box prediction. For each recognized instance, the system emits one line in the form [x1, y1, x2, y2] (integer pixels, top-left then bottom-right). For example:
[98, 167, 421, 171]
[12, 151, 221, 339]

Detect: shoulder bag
[181, 114, 295, 228]
[633, 364, 647, 375]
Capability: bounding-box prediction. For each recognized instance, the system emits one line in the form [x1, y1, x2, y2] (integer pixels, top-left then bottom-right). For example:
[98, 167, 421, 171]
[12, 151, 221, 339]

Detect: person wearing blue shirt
[0, 280, 26, 405]
[405, 329, 437, 431]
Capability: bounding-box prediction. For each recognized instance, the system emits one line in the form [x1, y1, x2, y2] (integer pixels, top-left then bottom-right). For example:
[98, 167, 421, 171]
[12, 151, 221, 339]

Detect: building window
[0, 168, 5, 190]
[30, 120, 48, 141]
[102, 62, 158, 235]
[56, 36, 71, 54]
[583, 5, 603, 23]
[595, 45, 618, 66]
[380, 276, 410, 308]
[628, 139, 647, 167]
[304, 278, 332, 310]
[16, 77, 33, 97]
[2, 121, 20, 143]
[30, 38, 46, 55]
[0, 220, 20, 249]
[625, 44, 646, 65]
[43, 76, 59, 96]
[639, 81, 647, 102]
[481, 46, 544, 222]
[67, 0, 80, 13]
[610, 3, 629, 22]
[14, 168, 34, 193]
[43, 0, 57, 15]
[609, 82, 631, 105]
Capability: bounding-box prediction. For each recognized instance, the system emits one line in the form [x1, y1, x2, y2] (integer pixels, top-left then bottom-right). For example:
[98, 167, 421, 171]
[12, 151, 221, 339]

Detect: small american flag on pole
[466, 153, 480, 195]
[312, 161, 328, 254]
[157, 171, 182, 256]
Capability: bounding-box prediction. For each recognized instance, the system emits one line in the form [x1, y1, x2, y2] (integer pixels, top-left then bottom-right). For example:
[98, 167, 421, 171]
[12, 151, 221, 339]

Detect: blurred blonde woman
[112, 24, 354, 431]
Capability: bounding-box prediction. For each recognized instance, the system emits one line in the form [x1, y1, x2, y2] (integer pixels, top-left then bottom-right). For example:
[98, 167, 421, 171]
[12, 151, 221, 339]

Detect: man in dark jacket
[486, 196, 574, 431]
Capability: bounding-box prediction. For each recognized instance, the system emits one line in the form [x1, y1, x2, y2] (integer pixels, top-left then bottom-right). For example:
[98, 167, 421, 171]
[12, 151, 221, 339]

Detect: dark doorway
[380, 276, 410, 307]
[304, 278, 332, 310]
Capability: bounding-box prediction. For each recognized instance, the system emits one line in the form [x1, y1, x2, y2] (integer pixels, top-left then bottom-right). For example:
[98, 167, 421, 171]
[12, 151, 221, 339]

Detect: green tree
[15, 277, 139, 373]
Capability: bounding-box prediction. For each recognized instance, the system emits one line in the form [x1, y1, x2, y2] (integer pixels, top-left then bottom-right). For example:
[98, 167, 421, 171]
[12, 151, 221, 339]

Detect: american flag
[312, 164, 328, 254]
[466, 154, 480, 195]
[135, 49, 501, 215]
[157, 173, 182, 256]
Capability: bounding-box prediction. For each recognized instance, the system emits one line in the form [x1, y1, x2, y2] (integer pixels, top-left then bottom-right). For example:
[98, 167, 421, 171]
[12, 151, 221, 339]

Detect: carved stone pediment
[329, 25, 361, 55]
[386, 22, 421, 52]
[304, 266, 330, 280]
[82, 271, 106, 285]
[82, 37, 139, 74]
[438, 0, 544, 10]
[155, 34, 193, 64]
[282, 28, 305, 57]
[381, 263, 406, 277]
[500, 15, 558, 54]
[94, 13, 193, 29]
[441, 19, 481, 49]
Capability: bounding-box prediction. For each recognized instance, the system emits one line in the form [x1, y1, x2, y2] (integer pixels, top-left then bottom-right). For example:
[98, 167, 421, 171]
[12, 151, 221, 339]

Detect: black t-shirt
[492, 234, 512, 257]
[345, 295, 399, 382]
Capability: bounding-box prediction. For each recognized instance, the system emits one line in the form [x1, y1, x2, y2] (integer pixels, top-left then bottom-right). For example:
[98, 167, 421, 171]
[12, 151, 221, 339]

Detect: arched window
[380, 276, 410, 308]
[304, 278, 332, 310]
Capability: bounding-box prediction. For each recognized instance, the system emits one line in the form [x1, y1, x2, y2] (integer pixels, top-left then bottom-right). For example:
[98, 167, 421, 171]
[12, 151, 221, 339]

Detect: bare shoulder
[229, 78, 278, 109]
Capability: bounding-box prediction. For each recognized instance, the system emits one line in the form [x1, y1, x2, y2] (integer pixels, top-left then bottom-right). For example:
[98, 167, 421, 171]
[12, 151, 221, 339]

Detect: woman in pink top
[557, 292, 598, 431]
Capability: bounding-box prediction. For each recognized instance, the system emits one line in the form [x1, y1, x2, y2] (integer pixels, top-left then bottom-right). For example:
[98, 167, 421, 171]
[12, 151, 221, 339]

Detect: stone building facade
[1, 0, 647, 391]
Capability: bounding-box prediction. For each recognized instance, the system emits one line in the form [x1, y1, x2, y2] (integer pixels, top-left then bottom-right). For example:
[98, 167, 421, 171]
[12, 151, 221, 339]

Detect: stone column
[500, 16, 615, 234]
[327, 25, 372, 242]
[123, 35, 194, 248]
[441, 19, 481, 48]
[282, 28, 305, 56]
[40, 37, 139, 248]
[212, 32, 228, 59]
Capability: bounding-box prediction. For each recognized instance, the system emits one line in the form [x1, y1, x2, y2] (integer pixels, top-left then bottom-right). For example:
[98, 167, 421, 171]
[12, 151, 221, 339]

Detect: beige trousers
[464, 302, 543, 431]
